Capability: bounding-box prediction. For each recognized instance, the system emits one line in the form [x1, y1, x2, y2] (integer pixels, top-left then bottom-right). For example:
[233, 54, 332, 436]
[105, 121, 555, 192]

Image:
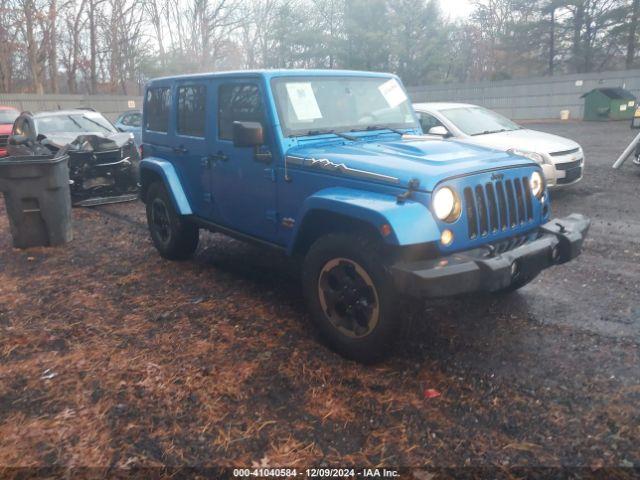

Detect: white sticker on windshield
[378, 78, 408, 108]
[621, 104, 628, 111]
[285, 82, 322, 121]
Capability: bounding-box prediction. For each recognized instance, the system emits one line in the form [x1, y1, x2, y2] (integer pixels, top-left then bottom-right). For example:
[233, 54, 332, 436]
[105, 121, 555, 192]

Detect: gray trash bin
[0, 154, 73, 248]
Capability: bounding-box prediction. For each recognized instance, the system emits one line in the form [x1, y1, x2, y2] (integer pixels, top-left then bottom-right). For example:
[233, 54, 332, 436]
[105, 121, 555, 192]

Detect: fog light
[440, 229, 454, 246]
[551, 245, 561, 263]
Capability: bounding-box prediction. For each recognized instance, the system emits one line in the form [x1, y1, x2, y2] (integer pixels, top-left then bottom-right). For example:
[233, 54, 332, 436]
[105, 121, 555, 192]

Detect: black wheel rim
[318, 258, 380, 338]
[151, 198, 171, 244]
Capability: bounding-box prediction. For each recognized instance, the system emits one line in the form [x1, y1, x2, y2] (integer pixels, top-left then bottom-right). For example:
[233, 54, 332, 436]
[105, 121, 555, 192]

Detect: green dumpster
[582, 87, 637, 121]
[0, 155, 73, 248]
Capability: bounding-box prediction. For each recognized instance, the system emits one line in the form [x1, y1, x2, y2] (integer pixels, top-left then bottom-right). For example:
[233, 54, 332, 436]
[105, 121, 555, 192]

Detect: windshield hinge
[396, 178, 420, 204]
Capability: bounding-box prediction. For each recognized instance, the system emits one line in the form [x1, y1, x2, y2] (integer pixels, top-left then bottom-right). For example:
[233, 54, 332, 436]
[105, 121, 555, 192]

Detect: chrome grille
[463, 176, 534, 239]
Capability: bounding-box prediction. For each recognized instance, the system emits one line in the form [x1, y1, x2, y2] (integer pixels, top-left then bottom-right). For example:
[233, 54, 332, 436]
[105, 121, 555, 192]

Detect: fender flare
[139, 157, 193, 215]
[289, 187, 440, 254]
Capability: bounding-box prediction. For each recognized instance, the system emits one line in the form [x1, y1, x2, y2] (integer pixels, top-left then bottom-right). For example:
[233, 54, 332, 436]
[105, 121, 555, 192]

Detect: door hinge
[263, 168, 276, 182]
[265, 210, 278, 223]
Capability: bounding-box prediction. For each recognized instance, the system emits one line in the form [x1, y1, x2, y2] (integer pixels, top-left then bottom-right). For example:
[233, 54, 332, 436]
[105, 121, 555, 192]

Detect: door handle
[173, 146, 188, 154]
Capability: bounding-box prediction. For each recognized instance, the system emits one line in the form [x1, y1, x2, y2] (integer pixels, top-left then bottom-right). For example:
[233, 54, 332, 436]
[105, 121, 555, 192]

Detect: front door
[210, 79, 278, 242]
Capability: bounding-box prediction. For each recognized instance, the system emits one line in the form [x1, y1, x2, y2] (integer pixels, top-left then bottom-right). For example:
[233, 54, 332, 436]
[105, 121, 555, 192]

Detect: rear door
[173, 81, 213, 217]
[209, 78, 278, 242]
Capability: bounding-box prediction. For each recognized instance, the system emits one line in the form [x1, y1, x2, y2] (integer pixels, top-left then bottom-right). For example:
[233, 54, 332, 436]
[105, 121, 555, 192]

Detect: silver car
[413, 102, 584, 188]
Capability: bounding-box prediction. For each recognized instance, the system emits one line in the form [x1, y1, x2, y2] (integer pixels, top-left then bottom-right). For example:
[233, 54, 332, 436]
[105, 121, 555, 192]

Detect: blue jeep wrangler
[140, 70, 589, 362]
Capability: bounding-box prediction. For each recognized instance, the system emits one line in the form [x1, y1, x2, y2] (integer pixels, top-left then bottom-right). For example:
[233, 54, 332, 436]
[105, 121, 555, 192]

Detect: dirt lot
[0, 121, 639, 476]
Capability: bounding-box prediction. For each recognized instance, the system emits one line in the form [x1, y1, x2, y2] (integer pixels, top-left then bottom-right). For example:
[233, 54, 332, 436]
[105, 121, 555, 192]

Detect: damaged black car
[6, 109, 140, 206]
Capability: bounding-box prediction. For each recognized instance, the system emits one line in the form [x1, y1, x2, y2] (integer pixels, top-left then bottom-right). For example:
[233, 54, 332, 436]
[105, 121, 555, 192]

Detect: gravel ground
[0, 121, 639, 477]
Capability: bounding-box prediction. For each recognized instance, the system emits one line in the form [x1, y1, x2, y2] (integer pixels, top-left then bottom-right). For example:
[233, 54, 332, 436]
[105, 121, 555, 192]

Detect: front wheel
[302, 233, 400, 363]
[145, 182, 199, 260]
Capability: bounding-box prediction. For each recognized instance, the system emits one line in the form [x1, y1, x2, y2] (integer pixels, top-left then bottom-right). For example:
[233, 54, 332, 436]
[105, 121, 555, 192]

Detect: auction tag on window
[621, 104, 628, 111]
[629, 100, 635, 107]
[286, 82, 322, 121]
[379, 78, 408, 108]
[128, 100, 136, 108]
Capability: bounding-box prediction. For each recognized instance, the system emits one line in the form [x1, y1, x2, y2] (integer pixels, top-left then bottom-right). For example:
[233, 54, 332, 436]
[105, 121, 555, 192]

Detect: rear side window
[123, 113, 142, 127]
[218, 84, 263, 140]
[145, 87, 171, 133]
[177, 85, 206, 137]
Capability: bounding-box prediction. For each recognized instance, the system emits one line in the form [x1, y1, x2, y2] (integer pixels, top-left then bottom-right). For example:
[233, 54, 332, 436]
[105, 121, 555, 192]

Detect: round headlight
[530, 171, 544, 198]
[433, 187, 461, 222]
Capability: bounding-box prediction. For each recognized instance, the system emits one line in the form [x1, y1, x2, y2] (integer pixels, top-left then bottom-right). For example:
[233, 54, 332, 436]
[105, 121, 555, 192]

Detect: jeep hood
[286, 137, 537, 192]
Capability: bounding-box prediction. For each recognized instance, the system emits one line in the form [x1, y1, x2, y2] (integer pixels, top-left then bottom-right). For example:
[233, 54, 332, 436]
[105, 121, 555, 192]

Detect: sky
[438, 0, 475, 19]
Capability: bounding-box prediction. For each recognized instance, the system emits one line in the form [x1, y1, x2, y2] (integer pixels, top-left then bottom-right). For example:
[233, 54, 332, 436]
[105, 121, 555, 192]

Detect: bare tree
[60, 0, 87, 93]
[628, 0, 639, 68]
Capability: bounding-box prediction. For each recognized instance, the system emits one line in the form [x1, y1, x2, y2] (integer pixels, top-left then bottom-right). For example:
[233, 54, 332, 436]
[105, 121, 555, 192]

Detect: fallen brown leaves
[0, 199, 639, 471]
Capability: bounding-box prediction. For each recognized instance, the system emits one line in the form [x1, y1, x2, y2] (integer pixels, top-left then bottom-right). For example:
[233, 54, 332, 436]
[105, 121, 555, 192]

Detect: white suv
[413, 102, 584, 188]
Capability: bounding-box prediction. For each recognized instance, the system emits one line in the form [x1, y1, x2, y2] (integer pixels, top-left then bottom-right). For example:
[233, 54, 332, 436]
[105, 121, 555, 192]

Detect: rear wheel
[145, 182, 199, 260]
[302, 233, 400, 363]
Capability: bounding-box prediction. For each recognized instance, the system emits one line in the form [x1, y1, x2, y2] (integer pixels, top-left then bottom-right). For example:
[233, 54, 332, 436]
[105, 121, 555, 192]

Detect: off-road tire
[302, 233, 400, 363]
[145, 182, 199, 260]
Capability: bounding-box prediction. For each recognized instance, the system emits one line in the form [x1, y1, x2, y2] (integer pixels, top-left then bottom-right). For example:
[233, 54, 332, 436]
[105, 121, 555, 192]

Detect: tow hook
[396, 178, 420, 204]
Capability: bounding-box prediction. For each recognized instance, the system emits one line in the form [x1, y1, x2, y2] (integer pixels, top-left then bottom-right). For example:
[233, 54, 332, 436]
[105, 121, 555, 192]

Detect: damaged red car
[6, 108, 140, 206]
[0, 106, 20, 157]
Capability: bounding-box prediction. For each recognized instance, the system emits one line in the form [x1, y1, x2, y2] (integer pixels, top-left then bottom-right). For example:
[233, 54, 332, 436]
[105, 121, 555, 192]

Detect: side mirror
[428, 125, 450, 137]
[233, 121, 263, 147]
[9, 134, 28, 146]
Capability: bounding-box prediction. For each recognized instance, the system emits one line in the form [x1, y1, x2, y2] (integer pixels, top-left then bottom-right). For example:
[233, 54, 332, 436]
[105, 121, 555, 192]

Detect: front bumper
[391, 214, 590, 298]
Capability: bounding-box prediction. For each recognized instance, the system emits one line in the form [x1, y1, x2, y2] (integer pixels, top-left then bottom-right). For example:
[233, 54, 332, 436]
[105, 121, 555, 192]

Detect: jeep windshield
[271, 76, 418, 137]
[35, 112, 117, 135]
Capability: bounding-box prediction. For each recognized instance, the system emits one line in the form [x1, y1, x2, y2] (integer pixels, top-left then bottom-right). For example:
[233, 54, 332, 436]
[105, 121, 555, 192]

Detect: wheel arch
[139, 157, 193, 215]
[288, 187, 440, 256]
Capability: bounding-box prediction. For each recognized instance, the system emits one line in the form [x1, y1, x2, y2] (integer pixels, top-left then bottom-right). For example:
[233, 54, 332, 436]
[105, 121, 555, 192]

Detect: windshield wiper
[471, 128, 510, 136]
[352, 125, 405, 135]
[305, 129, 358, 141]
[81, 115, 113, 132]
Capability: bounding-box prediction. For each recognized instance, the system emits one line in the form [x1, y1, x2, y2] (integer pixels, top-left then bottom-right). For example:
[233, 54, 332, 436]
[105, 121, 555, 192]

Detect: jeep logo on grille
[491, 172, 505, 181]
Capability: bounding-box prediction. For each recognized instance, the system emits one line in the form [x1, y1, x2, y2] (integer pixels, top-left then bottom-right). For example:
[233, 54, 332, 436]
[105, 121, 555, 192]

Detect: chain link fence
[0, 94, 142, 121]
[407, 68, 640, 121]
[2, 69, 640, 122]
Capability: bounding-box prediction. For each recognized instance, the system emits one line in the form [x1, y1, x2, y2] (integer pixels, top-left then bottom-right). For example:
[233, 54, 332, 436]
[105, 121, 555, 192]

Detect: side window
[177, 85, 206, 137]
[128, 113, 142, 127]
[419, 113, 442, 132]
[145, 87, 171, 133]
[218, 84, 263, 140]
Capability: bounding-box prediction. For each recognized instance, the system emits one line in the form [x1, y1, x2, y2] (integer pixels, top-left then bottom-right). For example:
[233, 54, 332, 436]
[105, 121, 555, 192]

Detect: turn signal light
[440, 229, 454, 246]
